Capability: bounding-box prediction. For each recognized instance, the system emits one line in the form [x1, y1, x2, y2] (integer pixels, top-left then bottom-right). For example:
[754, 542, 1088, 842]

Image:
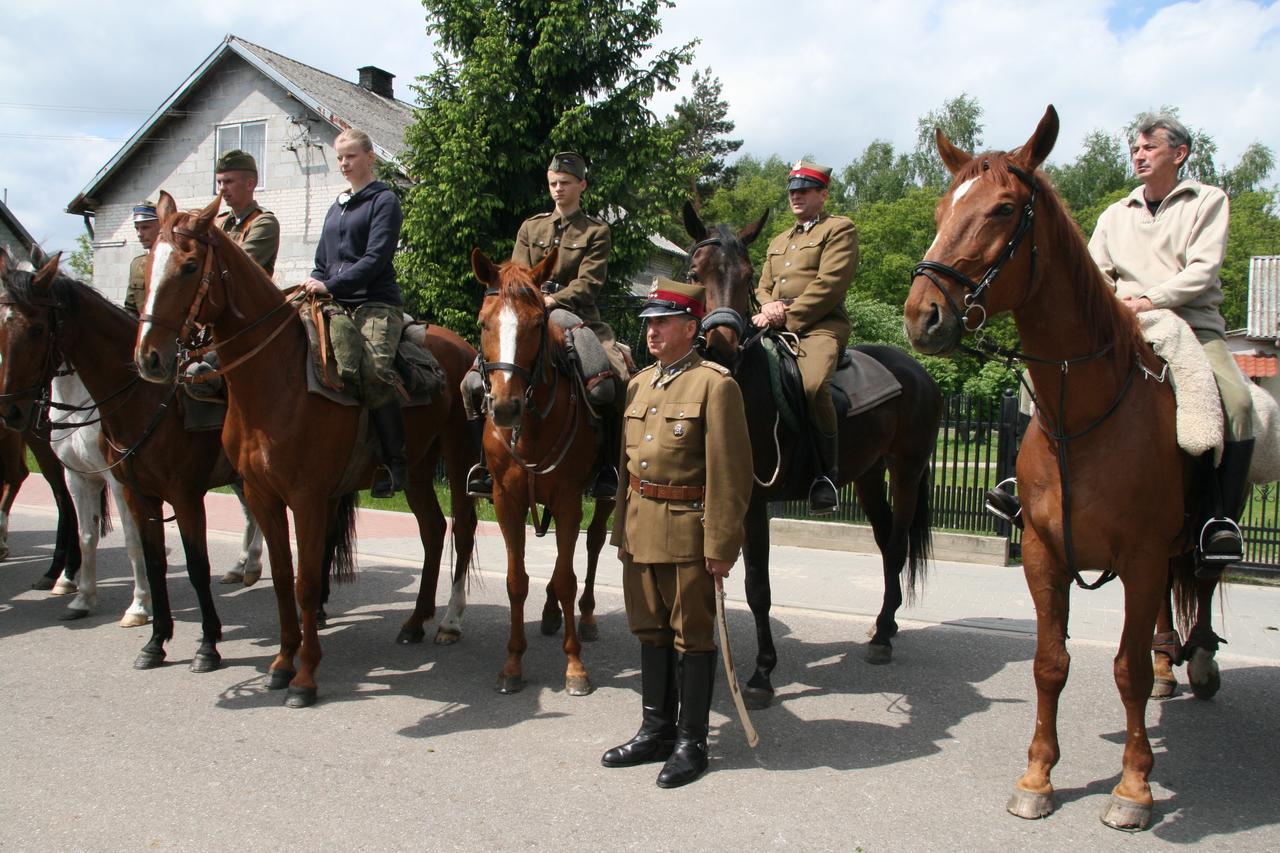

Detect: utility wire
[0, 101, 195, 116]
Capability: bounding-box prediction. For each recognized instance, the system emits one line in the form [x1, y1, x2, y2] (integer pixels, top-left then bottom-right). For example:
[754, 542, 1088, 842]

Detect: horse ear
[157, 191, 178, 223]
[0, 247, 10, 278]
[529, 247, 558, 286]
[33, 252, 62, 294]
[1018, 105, 1059, 172]
[683, 201, 709, 243]
[194, 194, 221, 233]
[471, 248, 500, 287]
[936, 127, 973, 176]
[736, 209, 770, 246]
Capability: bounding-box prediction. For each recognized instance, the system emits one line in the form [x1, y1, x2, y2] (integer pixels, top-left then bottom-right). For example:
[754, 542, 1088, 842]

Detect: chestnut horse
[903, 105, 1206, 831]
[683, 205, 943, 706]
[471, 248, 614, 696]
[0, 424, 28, 561]
[136, 193, 478, 708]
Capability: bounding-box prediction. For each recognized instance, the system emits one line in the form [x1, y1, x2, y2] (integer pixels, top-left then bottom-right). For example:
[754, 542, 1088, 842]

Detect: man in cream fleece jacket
[1089, 110, 1254, 577]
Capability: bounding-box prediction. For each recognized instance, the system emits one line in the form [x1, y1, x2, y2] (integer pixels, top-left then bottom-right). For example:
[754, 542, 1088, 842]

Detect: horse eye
[181, 261, 198, 275]
[995, 203, 1015, 217]
[689, 271, 701, 283]
[29, 324, 44, 339]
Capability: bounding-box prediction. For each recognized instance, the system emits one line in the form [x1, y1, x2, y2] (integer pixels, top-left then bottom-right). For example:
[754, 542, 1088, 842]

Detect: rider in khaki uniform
[213, 149, 279, 276]
[603, 278, 751, 789]
[753, 160, 858, 514]
[123, 201, 160, 318]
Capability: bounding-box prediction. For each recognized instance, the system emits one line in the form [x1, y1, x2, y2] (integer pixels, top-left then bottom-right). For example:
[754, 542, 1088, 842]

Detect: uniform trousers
[1198, 332, 1254, 442]
[796, 332, 843, 436]
[336, 302, 404, 409]
[622, 552, 716, 654]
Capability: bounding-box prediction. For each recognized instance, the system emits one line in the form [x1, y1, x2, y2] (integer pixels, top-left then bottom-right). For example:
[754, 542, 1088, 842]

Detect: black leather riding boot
[656, 650, 716, 788]
[465, 416, 493, 498]
[601, 643, 678, 767]
[1197, 438, 1255, 578]
[808, 430, 839, 516]
[369, 402, 408, 499]
[591, 411, 622, 500]
[985, 478, 1023, 529]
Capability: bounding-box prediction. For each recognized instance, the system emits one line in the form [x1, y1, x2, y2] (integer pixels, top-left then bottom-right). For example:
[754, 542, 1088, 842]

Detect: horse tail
[325, 493, 359, 585]
[905, 471, 933, 602]
[1169, 553, 1201, 640]
[99, 484, 113, 537]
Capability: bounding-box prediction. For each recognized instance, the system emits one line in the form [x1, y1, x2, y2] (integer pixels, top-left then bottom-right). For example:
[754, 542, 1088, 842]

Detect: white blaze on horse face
[142, 242, 175, 333]
[497, 303, 519, 382]
[951, 177, 979, 205]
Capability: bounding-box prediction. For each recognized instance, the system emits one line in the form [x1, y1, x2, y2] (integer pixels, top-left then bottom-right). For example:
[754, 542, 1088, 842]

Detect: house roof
[1248, 256, 1280, 341]
[0, 198, 36, 254]
[67, 35, 416, 216]
[1234, 352, 1279, 378]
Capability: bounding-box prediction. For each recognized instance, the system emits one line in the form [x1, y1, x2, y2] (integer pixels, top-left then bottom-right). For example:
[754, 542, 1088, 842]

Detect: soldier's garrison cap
[640, 277, 706, 319]
[215, 149, 258, 175]
[548, 151, 587, 180]
[787, 159, 832, 191]
[131, 200, 158, 223]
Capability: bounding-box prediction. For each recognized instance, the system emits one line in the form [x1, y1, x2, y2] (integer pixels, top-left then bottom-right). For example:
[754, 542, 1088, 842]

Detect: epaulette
[583, 215, 606, 227]
[698, 360, 732, 376]
[528, 212, 553, 221]
[634, 362, 658, 376]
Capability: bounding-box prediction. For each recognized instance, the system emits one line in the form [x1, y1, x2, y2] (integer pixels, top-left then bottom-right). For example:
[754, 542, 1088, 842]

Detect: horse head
[0, 248, 65, 432]
[681, 201, 769, 372]
[904, 105, 1060, 355]
[471, 247, 561, 430]
[135, 190, 223, 383]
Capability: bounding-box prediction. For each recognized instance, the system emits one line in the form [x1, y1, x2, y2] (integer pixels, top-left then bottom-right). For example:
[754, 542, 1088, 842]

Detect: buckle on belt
[541, 280, 566, 295]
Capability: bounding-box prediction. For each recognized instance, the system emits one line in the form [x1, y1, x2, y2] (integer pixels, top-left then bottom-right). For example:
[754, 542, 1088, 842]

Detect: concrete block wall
[89, 53, 351, 305]
[0, 223, 32, 268]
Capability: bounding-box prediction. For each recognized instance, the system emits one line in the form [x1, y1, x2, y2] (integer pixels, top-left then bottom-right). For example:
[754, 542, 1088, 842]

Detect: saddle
[761, 334, 903, 434]
[550, 308, 618, 407]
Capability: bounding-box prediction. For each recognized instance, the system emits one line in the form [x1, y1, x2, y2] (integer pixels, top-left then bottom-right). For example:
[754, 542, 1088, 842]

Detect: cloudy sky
[1, 0, 1277, 255]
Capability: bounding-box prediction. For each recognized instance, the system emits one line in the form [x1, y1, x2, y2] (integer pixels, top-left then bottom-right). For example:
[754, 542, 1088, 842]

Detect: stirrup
[985, 477, 1022, 529]
[1196, 517, 1242, 578]
[808, 476, 838, 516]
[466, 463, 493, 499]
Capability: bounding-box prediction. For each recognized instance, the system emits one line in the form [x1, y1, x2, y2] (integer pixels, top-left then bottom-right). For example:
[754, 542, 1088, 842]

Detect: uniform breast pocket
[658, 401, 704, 450]
[793, 240, 823, 273]
[624, 408, 647, 448]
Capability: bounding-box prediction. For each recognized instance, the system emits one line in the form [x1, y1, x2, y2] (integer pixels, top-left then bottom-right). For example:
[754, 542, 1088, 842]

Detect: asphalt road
[1, 503, 1278, 852]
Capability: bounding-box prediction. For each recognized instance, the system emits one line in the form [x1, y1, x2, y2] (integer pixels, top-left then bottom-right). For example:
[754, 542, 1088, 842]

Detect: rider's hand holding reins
[752, 300, 787, 329]
[301, 277, 329, 295]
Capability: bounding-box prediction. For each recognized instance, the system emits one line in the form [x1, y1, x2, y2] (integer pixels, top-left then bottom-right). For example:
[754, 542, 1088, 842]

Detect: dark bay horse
[135, 192, 478, 708]
[470, 248, 615, 696]
[682, 204, 943, 706]
[903, 105, 1205, 831]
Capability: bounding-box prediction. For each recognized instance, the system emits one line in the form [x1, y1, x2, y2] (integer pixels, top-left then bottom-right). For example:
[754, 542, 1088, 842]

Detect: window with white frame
[214, 120, 267, 190]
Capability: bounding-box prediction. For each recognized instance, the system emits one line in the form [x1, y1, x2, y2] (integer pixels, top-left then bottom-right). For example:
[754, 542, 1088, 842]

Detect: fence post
[994, 392, 1020, 543]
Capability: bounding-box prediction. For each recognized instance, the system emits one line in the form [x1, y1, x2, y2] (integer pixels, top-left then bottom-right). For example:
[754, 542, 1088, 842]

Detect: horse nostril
[926, 302, 943, 333]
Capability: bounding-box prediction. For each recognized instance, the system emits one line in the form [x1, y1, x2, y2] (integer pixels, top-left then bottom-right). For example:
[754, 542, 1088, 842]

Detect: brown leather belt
[629, 475, 705, 502]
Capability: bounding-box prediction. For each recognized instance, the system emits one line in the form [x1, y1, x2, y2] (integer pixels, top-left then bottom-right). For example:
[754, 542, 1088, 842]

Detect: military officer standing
[123, 200, 160, 318]
[467, 151, 628, 499]
[603, 278, 752, 789]
[753, 160, 858, 514]
[214, 149, 279, 276]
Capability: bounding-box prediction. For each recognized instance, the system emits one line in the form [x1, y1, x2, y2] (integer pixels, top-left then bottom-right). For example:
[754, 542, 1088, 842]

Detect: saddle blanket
[300, 306, 445, 408]
[833, 347, 903, 418]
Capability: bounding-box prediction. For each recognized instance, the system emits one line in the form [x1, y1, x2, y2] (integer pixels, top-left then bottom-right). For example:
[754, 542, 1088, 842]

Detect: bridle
[686, 236, 769, 369]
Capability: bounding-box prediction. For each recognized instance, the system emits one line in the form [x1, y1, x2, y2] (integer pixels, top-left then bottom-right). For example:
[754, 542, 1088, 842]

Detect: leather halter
[0, 289, 67, 409]
[687, 236, 768, 371]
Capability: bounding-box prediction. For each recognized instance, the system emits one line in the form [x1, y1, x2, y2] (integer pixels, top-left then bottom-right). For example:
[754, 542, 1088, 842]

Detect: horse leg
[550, 500, 590, 695]
[398, 477, 448, 645]
[59, 475, 103, 621]
[125, 490, 173, 670]
[222, 480, 264, 586]
[243, 489, 299, 691]
[0, 430, 25, 562]
[436, 441, 477, 645]
[540, 577, 564, 636]
[493, 488, 530, 694]
[577, 498, 613, 643]
[284, 504, 330, 708]
[1184, 574, 1224, 700]
[48, 467, 80, 597]
[854, 466, 899, 663]
[1008, 536, 1070, 821]
[742, 499, 777, 709]
[1099, 558, 1166, 831]
[109, 479, 151, 627]
[172, 497, 222, 673]
[30, 440, 78, 589]
[1150, 564, 1181, 699]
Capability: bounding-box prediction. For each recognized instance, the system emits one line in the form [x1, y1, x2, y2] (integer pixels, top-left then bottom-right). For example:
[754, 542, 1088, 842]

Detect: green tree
[67, 233, 94, 280]
[912, 94, 984, 189]
[841, 139, 914, 210]
[1045, 129, 1133, 214]
[664, 68, 742, 213]
[1221, 141, 1277, 198]
[696, 153, 792, 265]
[1220, 189, 1280, 329]
[849, 186, 940, 305]
[397, 0, 694, 334]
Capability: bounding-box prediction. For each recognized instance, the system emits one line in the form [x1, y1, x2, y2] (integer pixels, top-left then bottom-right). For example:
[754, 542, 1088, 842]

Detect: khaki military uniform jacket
[755, 213, 858, 342]
[610, 350, 752, 564]
[217, 200, 279, 276]
[511, 209, 610, 325]
[124, 253, 147, 318]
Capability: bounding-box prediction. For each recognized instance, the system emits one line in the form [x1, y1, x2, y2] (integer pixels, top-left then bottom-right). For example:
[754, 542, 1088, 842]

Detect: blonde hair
[335, 128, 374, 153]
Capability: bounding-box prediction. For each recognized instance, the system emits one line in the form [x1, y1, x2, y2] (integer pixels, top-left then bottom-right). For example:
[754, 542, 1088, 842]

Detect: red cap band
[648, 288, 705, 318]
[789, 166, 829, 186]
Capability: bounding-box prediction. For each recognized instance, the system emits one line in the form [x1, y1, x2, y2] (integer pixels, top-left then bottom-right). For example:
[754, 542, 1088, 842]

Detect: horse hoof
[565, 675, 593, 696]
[58, 608, 91, 622]
[540, 613, 563, 636]
[1187, 647, 1221, 700]
[316, 611, 328, 630]
[242, 570, 261, 588]
[434, 628, 461, 645]
[267, 669, 296, 690]
[133, 650, 166, 670]
[579, 622, 599, 642]
[1100, 794, 1151, 832]
[190, 652, 222, 674]
[743, 686, 774, 711]
[218, 571, 244, 585]
[31, 576, 56, 591]
[494, 673, 524, 694]
[865, 643, 893, 665]
[396, 626, 426, 645]
[1151, 676, 1178, 700]
[284, 686, 317, 708]
[0, 545, 8, 561]
[50, 579, 77, 596]
[1006, 787, 1054, 820]
[119, 613, 149, 628]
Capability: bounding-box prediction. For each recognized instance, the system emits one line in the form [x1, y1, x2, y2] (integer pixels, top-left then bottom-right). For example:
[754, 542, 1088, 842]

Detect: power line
[0, 101, 194, 116]
[0, 133, 129, 141]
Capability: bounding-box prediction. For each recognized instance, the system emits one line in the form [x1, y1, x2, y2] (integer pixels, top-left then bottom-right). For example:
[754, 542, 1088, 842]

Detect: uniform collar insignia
[651, 348, 699, 388]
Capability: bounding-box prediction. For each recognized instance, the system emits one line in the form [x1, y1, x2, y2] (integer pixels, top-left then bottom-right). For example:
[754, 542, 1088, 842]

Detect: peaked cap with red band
[787, 159, 832, 191]
[639, 277, 706, 319]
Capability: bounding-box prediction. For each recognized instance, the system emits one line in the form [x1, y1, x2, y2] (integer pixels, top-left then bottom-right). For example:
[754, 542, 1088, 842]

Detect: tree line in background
[396, 0, 1279, 397]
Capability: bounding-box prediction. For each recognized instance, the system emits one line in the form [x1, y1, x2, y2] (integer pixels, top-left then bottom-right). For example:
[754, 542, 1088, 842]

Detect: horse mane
[167, 209, 279, 293]
[952, 151, 1142, 367]
[493, 260, 566, 349]
[1, 256, 136, 326]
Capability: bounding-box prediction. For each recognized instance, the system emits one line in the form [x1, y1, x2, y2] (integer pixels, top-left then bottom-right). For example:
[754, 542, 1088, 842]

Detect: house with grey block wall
[0, 197, 35, 268]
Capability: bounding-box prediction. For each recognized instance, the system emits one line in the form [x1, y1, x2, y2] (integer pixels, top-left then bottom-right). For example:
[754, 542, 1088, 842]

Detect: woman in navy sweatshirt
[301, 128, 407, 498]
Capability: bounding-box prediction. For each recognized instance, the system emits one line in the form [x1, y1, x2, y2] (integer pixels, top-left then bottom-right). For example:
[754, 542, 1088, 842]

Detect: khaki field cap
[787, 159, 832, 191]
[640, 277, 706, 319]
[548, 151, 587, 180]
[132, 200, 158, 223]
[215, 149, 258, 175]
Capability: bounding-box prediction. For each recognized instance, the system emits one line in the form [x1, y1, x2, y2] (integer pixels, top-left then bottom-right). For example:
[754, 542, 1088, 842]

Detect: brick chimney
[358, 66, 395, 99]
